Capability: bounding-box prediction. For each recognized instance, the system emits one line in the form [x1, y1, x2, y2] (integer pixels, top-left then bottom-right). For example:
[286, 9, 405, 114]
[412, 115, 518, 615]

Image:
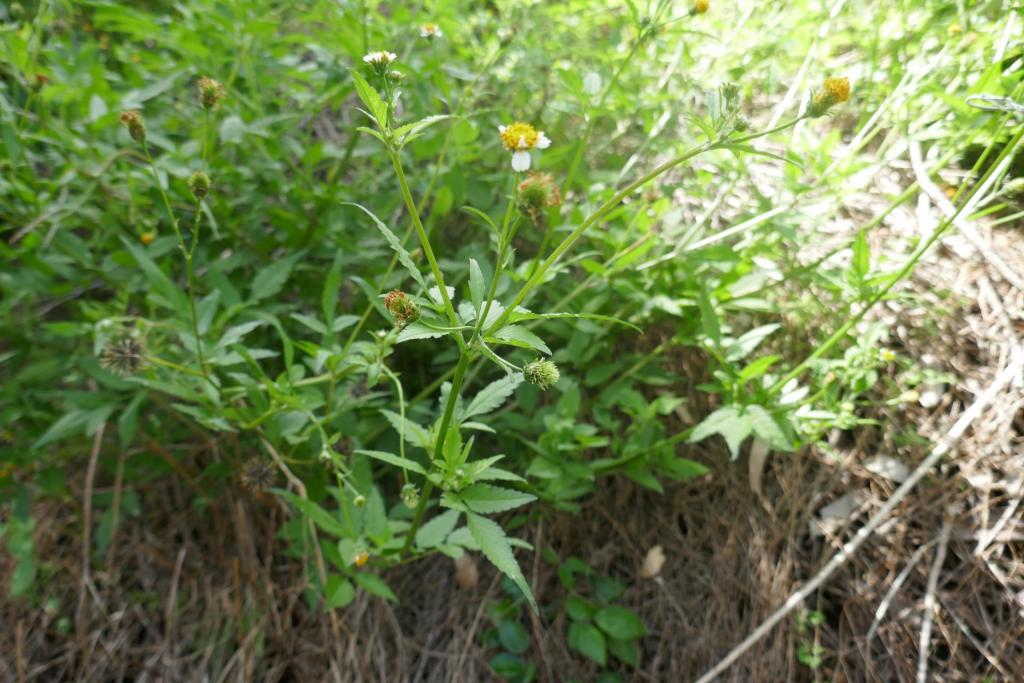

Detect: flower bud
[383, 290, 420, 328]
[140, 231, 157, 245]
[386, 70, 405, 83]
[401, 483, 419, 508]
[524, 358, 560, 390]
[353, 494, 367, 507]
[197, 77, 225, 110]
[808, 76, 851, 118]
[353, 550, 370, 567]
[118, 110, 146, 143]
[188, 170, 211, 199]
[517, 172, 561, 222]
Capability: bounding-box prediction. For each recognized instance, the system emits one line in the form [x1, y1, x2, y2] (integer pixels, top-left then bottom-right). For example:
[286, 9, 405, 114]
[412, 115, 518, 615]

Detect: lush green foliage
[2, 1, 1021, 669]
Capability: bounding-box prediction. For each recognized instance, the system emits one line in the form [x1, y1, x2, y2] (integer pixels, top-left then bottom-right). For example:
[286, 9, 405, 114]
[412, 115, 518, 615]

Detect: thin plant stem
[141, 143, 210, 382]
[388, 150, 466, 351]
[400, 350, 472, 557]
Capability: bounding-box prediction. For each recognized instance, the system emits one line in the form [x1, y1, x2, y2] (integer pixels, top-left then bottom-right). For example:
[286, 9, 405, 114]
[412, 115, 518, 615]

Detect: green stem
[388, 150, 466, 351]
[768, 123, 1024, 395]
[141, 143, 210, 382]
[400, 351, 472, 557]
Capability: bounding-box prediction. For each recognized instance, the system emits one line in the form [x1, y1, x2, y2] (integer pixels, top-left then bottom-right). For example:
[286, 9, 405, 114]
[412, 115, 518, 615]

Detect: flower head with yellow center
[498, 122, 551, 172]
[808, 76, 851, 117]
[420, 23, 442, 39]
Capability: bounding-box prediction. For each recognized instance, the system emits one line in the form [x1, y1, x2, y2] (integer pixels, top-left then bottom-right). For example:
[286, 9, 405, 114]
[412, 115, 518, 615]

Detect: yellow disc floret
[500, 122, 540, 151]
[822, 76, 851, 103]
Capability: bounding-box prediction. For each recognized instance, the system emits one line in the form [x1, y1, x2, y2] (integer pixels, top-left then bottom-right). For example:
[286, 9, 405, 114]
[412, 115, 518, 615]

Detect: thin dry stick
[75, 421, 107, 671]
[865, 539, 936, 647]
[917, 519, 952, 683]
[15, 619, 26, 683]
[694, 353, 1023, 683]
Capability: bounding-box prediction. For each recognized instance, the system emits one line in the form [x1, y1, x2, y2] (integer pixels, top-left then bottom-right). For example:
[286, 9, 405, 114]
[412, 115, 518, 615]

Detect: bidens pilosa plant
[86, 26, 851, 610]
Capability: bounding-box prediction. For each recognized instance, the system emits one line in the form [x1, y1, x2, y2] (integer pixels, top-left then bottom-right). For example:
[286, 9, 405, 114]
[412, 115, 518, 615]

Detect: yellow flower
[695, 0, 709, 13]
[822, 76, 851, 103]
[140, 231, 156, 245]
[353, 551, 370, 567]
[808, 76, 851, 117]
[498, 122, 551, 171]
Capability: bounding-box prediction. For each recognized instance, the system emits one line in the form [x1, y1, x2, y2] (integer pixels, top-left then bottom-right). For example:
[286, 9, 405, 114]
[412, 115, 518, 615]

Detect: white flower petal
[498, 125, 507, 133]
[536, 132, 551, 149]
[511, 151, 531, 172]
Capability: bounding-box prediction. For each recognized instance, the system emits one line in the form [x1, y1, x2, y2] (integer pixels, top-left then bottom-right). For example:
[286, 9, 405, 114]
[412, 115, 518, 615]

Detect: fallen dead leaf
[639, 544, 666, 579]
[455, 553, 479, 590]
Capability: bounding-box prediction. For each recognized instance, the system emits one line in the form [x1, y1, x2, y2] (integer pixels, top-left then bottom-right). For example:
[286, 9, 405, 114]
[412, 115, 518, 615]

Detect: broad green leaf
[396, 320, 448, 343]
[344, 202, 426, 291]
[568, 621, 607, 666]
[250, 253, 302, 301]
[468, 258, 485, 314]
[350, 71, 387, 128]
[697, 282, 720, 348]
[489, 325, 551, 355]
[746, 405, 793, 451]
[726, 324, 781, 361]
[595, 606, 646, 640]
[738, 355, 781, 382]
[415, 509, 461, 549]
[852, 229, 869, 285]
[464, 374, 523, 419]
[356, 449, 426, 475]
[688, 406, 752, 459]
[325, 575, 356, 609]
[322, 252, 344, 335]
[380, 410, 432, 450]
[122, 237, 187, 311]
[272, 489, 348, 537]
[466, 512, 537, 612]
[354, 572, 397, 602]
[457, 484, 536, 514]
[393, 114, 452, 147]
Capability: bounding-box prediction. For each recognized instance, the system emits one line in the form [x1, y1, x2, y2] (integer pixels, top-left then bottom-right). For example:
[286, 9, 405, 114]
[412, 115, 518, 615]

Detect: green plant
[560, 557, 646, 671]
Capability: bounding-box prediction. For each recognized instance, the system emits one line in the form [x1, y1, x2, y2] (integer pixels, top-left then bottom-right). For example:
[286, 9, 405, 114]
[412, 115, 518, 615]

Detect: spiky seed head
[523, 358, 560, 390]
[100, 337, 145, 375]
[239, 458, 276, 492]
[517, 172, 562, 222]
[383, 290, 420, 328]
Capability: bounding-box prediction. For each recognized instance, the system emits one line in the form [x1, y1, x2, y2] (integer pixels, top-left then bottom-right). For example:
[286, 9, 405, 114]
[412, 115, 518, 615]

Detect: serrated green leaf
[394, 114, 452, 147]
[464, 373, 523, 419]
[250, 253, 303, 301]
[688, 406, 752, 459]
[355, 449, 426, 475]
[415, 509, 461, 549]
[466, 512, 536, 612]
[122, 237, 188, 311]
[272, 489, 348, 537]
[746, 405, 793, 451]
[354, 572, 397, 602]
[396, 320, 448, 343]
[350, 71, 387, 128]
[457, 484, 536, 514]
[489, 325, 551, 355]
[380, 409, 432, 450]
[344, 202, 426, 291]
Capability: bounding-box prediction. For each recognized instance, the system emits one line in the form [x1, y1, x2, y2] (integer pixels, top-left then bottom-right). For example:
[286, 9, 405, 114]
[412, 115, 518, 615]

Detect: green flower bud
[118, 110, 146, 143]
[383, 290, 420, 328]
[197, 77, 225, 110]
[523, 358, 560, 390]
[401, 483, 419, 508]
[188, 171, 211, 199]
